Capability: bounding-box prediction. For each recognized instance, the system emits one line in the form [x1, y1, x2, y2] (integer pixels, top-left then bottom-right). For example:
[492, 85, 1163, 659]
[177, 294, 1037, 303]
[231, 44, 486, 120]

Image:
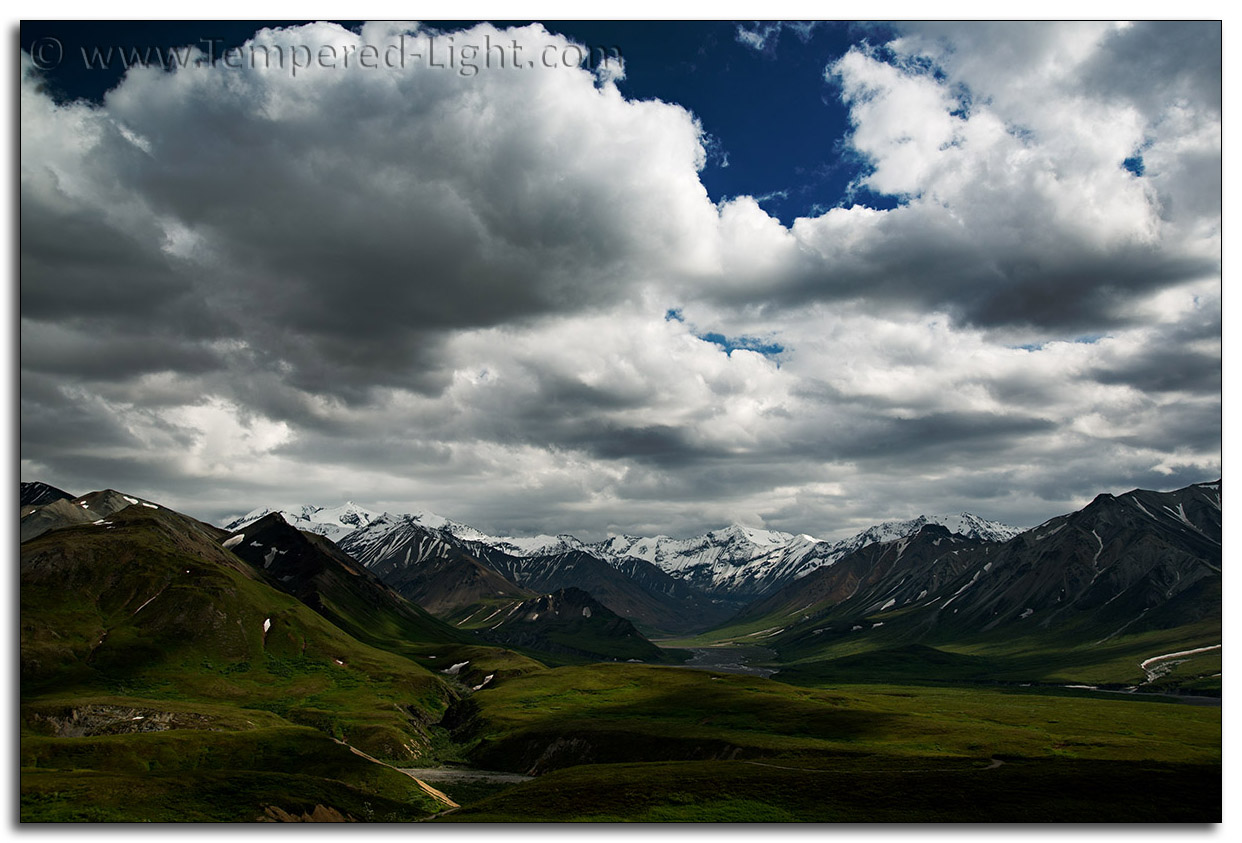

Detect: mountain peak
[709, 523, 794, 546]
[220, 501, 380, 542]
[20, 480, 76, 508]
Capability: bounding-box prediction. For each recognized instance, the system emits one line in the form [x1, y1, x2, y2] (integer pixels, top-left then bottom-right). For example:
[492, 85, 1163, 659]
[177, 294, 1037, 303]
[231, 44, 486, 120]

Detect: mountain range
[224, 502, 1025, 605]
[216, 480, 1221, 687]
[731, 481, 1222, 686]
[27, 480, 1220, 667]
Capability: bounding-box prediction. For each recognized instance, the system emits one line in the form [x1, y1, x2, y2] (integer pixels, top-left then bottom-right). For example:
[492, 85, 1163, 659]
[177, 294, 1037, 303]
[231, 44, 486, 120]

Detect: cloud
[761, 23, 1219, 332]
[19, 22, 1220, 540]
[734, 21, 821, 55]
[22, 22, 719, 404]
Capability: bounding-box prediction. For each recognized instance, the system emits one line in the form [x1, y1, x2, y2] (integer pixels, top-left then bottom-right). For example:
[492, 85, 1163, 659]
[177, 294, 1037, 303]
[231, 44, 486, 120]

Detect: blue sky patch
[698, 332, 785, 358]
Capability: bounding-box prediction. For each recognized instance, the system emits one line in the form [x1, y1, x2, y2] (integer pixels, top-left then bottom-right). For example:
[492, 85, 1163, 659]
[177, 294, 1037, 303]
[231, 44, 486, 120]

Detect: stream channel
[679, 645, 778, 677]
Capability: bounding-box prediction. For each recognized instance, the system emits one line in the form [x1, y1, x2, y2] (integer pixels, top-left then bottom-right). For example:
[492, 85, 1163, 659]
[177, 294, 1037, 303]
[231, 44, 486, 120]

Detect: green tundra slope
[19, 503, 485, 820]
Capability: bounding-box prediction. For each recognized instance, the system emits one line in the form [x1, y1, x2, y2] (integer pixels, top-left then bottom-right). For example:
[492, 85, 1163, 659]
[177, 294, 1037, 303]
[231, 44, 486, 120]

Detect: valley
[18, 479, 1221, 822]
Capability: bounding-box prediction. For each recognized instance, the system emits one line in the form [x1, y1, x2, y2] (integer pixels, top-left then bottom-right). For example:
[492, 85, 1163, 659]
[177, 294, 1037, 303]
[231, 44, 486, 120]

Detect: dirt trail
[333, 740, 459, 808]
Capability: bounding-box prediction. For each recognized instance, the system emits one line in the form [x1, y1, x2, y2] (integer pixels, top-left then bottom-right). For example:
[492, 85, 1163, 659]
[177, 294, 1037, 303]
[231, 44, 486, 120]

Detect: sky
[18, 20, 1223, 541]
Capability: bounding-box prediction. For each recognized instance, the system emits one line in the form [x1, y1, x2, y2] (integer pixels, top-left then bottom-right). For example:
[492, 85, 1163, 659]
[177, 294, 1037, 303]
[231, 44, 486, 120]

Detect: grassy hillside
[21, 723, 446, 822]
[761, 614, 1223, 692]
[20, 508, 459, 752]
[18, 504, 507, 820]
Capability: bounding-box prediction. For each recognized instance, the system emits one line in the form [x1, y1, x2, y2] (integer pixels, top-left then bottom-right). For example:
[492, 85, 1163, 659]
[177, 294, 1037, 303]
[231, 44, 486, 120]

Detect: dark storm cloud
[960, 252, 1216, 331]
[1079, 22, 1221, 118]
[19, 199, 188, 323]
[1109, 402, 1223, 455]
[1091, 348, 1222, 395]
[575, 425, 703, 466]
[1087, 313, 1222, 396]
[797, 411, 1058, 466]
[21, 320, 225, 380]
[692, 205, 1218, 344]
[734, 189, 1219, 335]
[273, 432, 457, 474]
[19, 392, 137, 451]
[864, 412, 1054, 457]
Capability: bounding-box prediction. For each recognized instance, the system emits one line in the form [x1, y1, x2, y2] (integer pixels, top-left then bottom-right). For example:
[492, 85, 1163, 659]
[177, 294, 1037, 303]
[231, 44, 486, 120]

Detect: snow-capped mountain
[588, 525, 813, 598]
[838, 513, 1024, 549]
[221, 499, 1023, 600]
[583, 515, 1023, 599]
[331, 512, 535, 618]
[221, 501, 382, 542]
[336, 512, 475, 570]
[595, 524, 797, 571]
[332, 514, 734, 636]
[733, 480, 1221, 649]
[453, 532, 592, 559]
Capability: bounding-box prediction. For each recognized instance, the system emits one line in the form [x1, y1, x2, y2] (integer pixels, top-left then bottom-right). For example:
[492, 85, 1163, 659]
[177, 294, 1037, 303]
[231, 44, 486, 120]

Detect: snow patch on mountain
[221, 501, 382, 541]
[841, 513, 1023, 549]
[335, 512, 460, 568]
[455, 532, 593, 559]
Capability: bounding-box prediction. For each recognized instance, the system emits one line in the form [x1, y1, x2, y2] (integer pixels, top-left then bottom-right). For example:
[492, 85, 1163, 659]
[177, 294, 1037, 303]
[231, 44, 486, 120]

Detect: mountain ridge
[721, 480, 1221, 685]
[221, 502, 1026, 601]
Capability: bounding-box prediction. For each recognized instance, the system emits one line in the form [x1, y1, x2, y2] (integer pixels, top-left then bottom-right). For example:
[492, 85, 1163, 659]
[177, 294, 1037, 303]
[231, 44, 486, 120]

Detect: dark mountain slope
[929, 481, 1221, 637]
[732, 524, 986, 632]
[220, 513, 474, 651]
[338, 513, 534, 616]
[478, 588, 670, 664]
[390, 552, 536, 618]
[606, 555, 693, 597]
[20, 480, 75, 508]
[20, 497, 99, 543]
[482, 549, 733, 636]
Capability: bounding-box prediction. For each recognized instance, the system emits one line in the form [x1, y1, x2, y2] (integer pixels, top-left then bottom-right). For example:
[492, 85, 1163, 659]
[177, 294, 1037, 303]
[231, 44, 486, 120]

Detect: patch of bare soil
[28, 704, 215, 737]
[259, 804, 352, 822]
